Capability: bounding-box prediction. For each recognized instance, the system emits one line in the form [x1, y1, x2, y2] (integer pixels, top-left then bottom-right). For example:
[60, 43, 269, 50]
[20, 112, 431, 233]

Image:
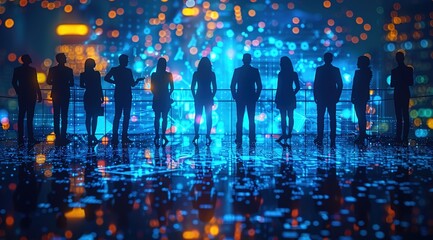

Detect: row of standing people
[12, 51, 413, 147]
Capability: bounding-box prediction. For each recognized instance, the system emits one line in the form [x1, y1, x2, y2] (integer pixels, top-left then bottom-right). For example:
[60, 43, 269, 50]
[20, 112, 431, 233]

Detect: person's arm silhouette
[407, 66, 414, 86]
[293, 72, 300, 94]
[230, 69, 238, 101]
[255, 69, 262, 101]
[104, 68, 115, 84]
[67, 68, 74, 87]
[79, 73, 86, 88]
[191, 72, 198, 99]
[46, 67, 54, 86]
[335, 68, 343, 103]
[313, 69, 319, 103]
[211, 72, 217, 98]
[11, 68, 19, 96]
[351, 71, 358, 104]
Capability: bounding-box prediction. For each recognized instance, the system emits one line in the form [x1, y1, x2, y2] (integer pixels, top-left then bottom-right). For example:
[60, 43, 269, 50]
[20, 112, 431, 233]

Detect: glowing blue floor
[0, 135, 432, 239]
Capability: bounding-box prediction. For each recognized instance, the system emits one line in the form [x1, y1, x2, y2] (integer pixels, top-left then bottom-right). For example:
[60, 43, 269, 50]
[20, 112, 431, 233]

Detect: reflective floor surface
[0, 135, 432, 240]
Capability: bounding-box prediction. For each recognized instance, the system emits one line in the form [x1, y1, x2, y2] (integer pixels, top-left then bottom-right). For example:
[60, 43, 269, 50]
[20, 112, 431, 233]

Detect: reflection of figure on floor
[275, 56, 300, 145]
[390, 165, 414, 237]
[104, 54, 142, 145]
[275, 157, 300, 224]
[149, 173, 173, 226]
[46, 53, 74, 146]
[11, 54, 42, 147]
[233, 160, 263, 236]
[351, 56, 372, 145]
[190, 150, 217, 222]
[84, 153, 103, 223]
[391, 52, 413, 144]
[351, 166, 370, 235]
[80, 58, 103, 146]
[313, 52, 343, 148]
[191, 57, 217, 146]
[47, 168, 70, 229]
[230, 53, 262, 145]
[13, 161, 41, 229]
[110, 177, 133, 232]
[314, 161, 342, 238]
[151, 58, 174, 147]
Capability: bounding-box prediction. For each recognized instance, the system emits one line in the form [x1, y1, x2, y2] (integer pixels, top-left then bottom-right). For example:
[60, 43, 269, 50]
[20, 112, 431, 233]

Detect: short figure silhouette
[313, 52, 343, 148]
[191, 57, 217, 146]
[351, 56, 372, 145]
[230, 53, 262, 145]
[12, 54, 42, 146]
[391, 51, 413, 144]
[275, 56, 300, 145]
[80, 58, 103, 146]
[46, 53, 74, 146]
[104, 54, 141, 145]
[150, 58, 174, 147]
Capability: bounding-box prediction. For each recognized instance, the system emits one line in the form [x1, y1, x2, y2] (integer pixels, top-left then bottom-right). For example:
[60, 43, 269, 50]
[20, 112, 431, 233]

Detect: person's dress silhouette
[275, 56, 300, 144]
[104, 54, 141, 145]
[230, 53, 262, 145]
[313, 52, 343, 148]
[80, 58, 103, 145]
[351, 56, 372, 144]
[46, 53, 74, 146]
[391, 51, 413, 144]
[150, 58, 174, 146]
[191, 57, 217, 146]
[11, 54, 42, 146]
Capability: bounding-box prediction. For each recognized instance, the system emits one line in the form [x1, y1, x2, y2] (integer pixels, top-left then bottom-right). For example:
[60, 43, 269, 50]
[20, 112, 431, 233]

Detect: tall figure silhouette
[12, 54, 42, 146]
[105, 54, 141, 145]
[80, 58, 103, 145]
[391, 51, 413, 144]
[46, 53, 74, 146]
[275, 56, 300, 144]
[150, 58, 174, 147]
[313, 53, 343, 148]
[230, 53, 262, 145]
[191, 57, 217, 146]
[351, 56, 372, 144]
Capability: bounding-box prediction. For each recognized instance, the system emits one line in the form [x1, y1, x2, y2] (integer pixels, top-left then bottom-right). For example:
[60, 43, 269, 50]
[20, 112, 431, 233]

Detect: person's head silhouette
[84, 58, 96, 71]
[118, 54, 129, 67]
[324, 52, 333, 65]
[198, 57, 211, 72]
[396, 51, 405, 66]
[56, 53, 67, 65]
[156, 57, 167, 72]
[242, 53, 252, 65]
[357, 56, 370, 69]
[20, 54, 32, 65]
[280, 56, 294, 72]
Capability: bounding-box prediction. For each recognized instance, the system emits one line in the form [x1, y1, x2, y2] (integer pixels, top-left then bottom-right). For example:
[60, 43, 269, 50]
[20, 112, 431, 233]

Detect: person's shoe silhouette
[122, 137, 133, 144]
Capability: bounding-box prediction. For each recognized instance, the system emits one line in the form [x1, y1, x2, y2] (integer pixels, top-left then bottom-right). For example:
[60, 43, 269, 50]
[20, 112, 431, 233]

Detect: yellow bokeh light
[36, 154, 46, 164]
[5, 18, 14, 28]
[56, 24, 89, 36]
[427, 118, 433, 129]
[37, 72, 46, 84]
[182, 7, 199, 16]
[64, 4, 73, 13]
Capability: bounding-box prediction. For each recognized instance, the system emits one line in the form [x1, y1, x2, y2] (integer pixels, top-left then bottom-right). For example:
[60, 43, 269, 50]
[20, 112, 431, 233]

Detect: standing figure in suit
[391, 51, 413, 144]
[230, 53, 262, 145]
[80, 58, 103, 145]
[11, 54, 42, 146]
[275, 56, 300, 144]
[150, 58, 174, 147]
[47, 53, 74, 146]
[313, 53, 343, 148]
[351, 56, 372, 144]
[105, 54, 141, 145]
[191, 57, 217, 146]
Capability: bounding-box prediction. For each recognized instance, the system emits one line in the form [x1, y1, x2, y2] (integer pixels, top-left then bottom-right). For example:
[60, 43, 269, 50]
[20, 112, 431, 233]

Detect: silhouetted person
[313, 53, 343, 148]
[151, 58, 174, 147]
[230, 53, 262, 145]
[351, 166, 370, 236]
[80, 58, 103, 145]
[351, 56, 372, 144]
[46, 53, 74, 146]
[105, 54, 142, 145]
[275, 56, 300, 145]
[191, 57, 217, 146]
[391, 51, 413, 144]
[11, 54, 42, 146]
